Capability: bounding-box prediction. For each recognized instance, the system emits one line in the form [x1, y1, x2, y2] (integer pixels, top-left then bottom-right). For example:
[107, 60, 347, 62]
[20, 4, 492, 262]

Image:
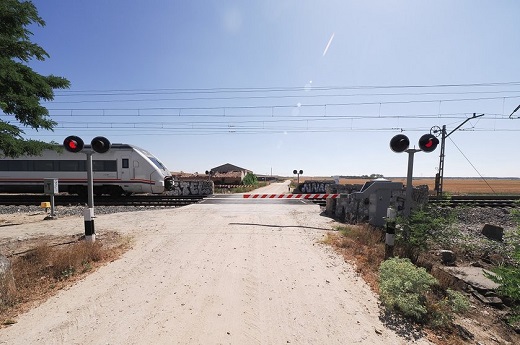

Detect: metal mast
[435, 113, 484, 196]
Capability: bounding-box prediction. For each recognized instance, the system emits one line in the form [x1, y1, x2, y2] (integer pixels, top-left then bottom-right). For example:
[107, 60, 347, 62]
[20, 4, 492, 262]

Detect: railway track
[1, 194, 518, 208]
[311, 195, 520, 208]
[428, 195, 520, 208]
[0, 194, 205, 207]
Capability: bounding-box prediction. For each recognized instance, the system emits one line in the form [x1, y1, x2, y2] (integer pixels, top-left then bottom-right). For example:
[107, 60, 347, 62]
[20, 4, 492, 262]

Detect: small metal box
[43, 178, 59, 195]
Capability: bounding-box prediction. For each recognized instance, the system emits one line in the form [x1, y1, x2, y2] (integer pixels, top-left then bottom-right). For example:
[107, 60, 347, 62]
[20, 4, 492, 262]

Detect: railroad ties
[0, 194, 205, 207]
[428, 195, 520, 208]
[1, 194, 519, 208]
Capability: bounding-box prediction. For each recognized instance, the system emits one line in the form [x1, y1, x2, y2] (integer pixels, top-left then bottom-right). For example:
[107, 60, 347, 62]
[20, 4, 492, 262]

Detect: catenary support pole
[436, 113, 484, 197]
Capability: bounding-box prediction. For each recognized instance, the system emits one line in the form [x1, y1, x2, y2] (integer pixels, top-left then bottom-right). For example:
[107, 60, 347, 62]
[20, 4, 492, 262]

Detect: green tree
[0, 0, 70, 157]
[242, 172, 258, 185]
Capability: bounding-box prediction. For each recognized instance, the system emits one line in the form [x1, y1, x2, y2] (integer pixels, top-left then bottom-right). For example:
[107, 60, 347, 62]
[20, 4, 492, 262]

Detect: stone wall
[296, 180, 335, 193]
[169, 180, 214, 196]
[327, 184, 430, 226]
[325, 184, 363, 216]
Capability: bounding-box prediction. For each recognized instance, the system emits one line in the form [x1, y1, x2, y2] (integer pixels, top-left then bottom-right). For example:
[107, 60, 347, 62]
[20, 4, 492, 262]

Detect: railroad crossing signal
[63, 136, 84, 153]
[389, 133, 439, 217]
[91, 136, 111, 153]
[62, 135, 112, 243]
[389, 134, 410, 153]
[63, 136, 111, 154]
[418, 134, 439, 153]
[389, 134, 439, 153]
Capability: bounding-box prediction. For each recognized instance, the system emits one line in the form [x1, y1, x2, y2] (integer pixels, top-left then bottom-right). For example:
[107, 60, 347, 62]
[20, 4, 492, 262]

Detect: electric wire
[48, 90, 520, 103]
[44, 94, 520, 105]
[448, 137, 497, 194]
[53, 81, 520, 95]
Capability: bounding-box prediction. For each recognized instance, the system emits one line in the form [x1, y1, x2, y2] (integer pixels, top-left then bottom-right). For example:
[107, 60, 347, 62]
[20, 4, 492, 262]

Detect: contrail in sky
[322, 33, 335, 56]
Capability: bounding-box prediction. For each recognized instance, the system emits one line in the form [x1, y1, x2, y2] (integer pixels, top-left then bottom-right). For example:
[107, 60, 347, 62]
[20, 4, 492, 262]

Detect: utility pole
[434, 113, 484, 196]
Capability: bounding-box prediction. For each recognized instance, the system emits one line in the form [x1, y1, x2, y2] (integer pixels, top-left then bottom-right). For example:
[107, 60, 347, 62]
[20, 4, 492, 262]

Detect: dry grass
[324, 224, 385, 292]
[325, 224, 520, 345]
[0, 232, 131, 326]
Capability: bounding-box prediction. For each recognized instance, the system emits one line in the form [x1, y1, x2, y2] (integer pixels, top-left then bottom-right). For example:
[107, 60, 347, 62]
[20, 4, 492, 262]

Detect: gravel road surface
[0, 182, 431, 344]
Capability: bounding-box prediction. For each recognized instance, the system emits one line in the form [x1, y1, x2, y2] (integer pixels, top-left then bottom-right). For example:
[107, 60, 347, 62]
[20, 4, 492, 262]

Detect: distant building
[209, 163, 252, 185]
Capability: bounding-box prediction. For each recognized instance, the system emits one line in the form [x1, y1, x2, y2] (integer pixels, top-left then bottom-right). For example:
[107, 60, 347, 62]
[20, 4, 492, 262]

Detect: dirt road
[0, 183, 431, 344]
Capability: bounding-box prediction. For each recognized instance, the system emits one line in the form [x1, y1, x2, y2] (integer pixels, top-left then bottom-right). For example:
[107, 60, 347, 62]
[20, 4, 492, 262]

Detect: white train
[0, 144, 174, 196]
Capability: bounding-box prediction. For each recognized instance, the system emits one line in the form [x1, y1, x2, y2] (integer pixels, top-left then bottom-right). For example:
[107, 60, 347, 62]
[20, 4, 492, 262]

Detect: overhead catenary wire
[53, 81, 520, 95]
[448, 137, 497, 194]
[44, 94, 520, 106]
[3, 82, 518, 138]
[48, 90, 520, 103]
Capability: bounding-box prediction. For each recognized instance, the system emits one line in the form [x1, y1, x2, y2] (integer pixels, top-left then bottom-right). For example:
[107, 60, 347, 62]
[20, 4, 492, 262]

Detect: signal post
[390, 133, 439, 217]
[63, 135, 111, 242]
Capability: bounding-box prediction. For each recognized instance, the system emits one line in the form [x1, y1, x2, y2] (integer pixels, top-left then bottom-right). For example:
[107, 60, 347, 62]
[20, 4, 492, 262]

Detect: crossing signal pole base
[83, 208, 95, 243]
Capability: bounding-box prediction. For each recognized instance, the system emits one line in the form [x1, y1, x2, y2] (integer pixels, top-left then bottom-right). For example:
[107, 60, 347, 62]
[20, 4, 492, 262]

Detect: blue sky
[9, 0, 520, 178]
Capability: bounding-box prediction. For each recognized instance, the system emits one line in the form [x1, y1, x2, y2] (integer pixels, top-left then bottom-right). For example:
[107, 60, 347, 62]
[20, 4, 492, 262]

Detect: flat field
[389, 178, 520, 195]
[298, 177, 520, 195]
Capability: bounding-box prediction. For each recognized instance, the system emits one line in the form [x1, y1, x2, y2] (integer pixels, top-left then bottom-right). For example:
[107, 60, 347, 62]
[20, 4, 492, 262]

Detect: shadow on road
[228, 222, 332, 231]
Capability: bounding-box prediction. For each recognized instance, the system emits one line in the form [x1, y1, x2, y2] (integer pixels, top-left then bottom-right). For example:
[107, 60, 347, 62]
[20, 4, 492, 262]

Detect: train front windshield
[147, 156, 167, 172]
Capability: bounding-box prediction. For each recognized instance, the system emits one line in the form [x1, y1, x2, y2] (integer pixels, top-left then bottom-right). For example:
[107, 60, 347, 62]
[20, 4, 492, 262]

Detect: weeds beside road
[324, 205, 520, 345]
[0, 232, 131, 327]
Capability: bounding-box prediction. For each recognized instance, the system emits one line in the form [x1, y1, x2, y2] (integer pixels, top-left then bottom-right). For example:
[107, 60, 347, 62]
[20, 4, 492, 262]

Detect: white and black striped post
[384, 207, 397, 259]
[83, 208, 95, 242]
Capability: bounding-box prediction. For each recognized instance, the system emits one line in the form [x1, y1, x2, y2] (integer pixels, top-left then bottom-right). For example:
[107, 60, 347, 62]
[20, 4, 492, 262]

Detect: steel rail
[0, 194, 205, 207]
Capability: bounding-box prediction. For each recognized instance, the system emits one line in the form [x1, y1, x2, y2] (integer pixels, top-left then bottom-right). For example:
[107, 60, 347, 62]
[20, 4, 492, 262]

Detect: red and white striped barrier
[242, 194, 340, 199]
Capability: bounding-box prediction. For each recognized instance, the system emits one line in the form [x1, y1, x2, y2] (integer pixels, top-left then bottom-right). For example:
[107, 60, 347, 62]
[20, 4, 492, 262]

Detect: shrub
[484, 211, 520, 325]
[242, 173, 258, 185]
[379, 258, 470, 326]
[491, 254, 520, 303]
[428, 289, 471, 328]
[379, 257, 438, 321]
[444, 289, 471, 314]
[396, 207, 456, 262]
[486, 245, 520, 325]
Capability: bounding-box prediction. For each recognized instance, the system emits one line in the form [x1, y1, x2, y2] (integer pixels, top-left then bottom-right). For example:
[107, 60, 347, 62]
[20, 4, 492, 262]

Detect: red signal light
[418, 134, 439, 153]
[63, 136, 84, 153]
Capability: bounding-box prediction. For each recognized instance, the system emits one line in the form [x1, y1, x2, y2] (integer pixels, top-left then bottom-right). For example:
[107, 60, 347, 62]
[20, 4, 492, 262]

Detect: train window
[148, 156, 166, 171]
[59, 160, 83, 171]
[33, 160, 54, 171]
[122, 159, 129, 169]
[0, 161, 21, 171]
[93, 160, 117, 172]
[104, 160, 117, 171]
[0, 162, 10, 171]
